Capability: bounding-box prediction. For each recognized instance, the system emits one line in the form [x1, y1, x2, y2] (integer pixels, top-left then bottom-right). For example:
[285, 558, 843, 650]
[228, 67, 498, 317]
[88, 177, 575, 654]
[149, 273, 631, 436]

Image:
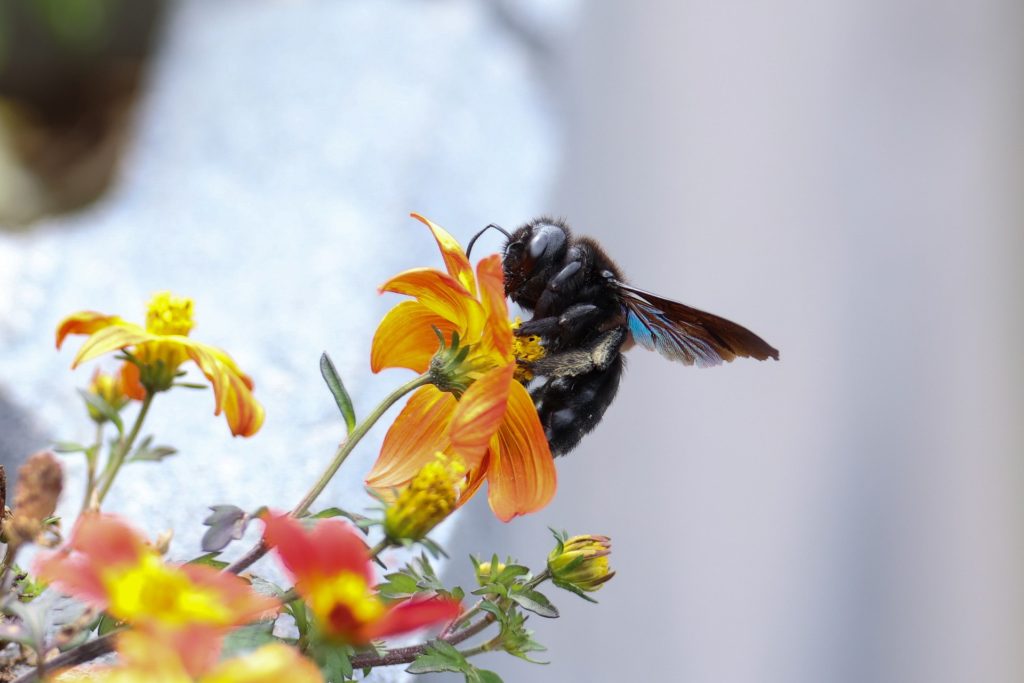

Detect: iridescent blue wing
[616, 281, 779, 368]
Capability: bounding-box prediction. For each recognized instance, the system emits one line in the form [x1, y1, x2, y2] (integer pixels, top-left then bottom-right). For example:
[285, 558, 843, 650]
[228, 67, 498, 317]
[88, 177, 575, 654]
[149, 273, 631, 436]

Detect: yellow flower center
[103, 553, 233, 627]
[384, 453, 466, 542]
[510, 318, 545, 382]
[308, 571, 386, 638]
[145, 292, 194, 337]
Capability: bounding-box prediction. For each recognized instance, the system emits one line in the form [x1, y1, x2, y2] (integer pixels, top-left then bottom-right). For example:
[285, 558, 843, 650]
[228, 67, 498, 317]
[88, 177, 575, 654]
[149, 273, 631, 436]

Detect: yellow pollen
[384, 453, 466, 542]
[145, 291, 194, 337]
[310, 571, 386, 627]
[510, 317, 545, 382]
[103, 553, 232, 626]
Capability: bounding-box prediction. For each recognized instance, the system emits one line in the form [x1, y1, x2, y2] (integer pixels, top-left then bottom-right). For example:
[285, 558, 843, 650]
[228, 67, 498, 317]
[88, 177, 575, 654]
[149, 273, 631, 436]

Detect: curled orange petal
[475, 254, 513, 361]
[55, 311, 125, 349]
[370, 301, 458, 374]
[411, 213, 476, 297]
[380, 268, 484, 342]
[485, 381, 556, 522]
[185, 342, 264, 437]
[366, 385, 457, 490]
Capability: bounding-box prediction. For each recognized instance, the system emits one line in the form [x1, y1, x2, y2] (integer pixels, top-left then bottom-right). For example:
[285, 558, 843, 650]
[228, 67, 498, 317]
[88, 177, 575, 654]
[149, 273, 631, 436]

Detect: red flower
[262, 514, 461, 644]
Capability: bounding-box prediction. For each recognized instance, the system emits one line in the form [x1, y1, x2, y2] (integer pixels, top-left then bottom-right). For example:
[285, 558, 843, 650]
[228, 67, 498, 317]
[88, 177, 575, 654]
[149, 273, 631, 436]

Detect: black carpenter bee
[467, 217, 779, 456]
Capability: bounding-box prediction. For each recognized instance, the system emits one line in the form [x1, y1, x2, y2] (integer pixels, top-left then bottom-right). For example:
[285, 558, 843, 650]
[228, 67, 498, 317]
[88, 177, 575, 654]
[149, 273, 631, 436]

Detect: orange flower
[366, 214, 556, 521]
[37, 514, 279, 677]
[56, 292, 264, 437]
[53, 631, 323, 683]
[262, 513, 461, 644]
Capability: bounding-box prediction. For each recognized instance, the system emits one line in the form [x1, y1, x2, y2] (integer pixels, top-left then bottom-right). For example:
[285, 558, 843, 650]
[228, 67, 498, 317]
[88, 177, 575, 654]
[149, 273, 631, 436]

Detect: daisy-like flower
[53, 631, 323, 683]
[366, 214, 556, 522]
[262, 513, 461, 644]
[56, 292, 264, 437]
[36, 514, 279, 677]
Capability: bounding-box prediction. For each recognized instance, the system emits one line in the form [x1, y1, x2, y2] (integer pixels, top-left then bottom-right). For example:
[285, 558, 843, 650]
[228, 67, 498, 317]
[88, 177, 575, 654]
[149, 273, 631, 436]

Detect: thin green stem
[291, 374, 429, 518]
[459, 634, 503, 659]
[79, 422, 104, 517]
[524, 568, 551, 590]
[95, 393, 154, 505]
[368, 539, 392, 560]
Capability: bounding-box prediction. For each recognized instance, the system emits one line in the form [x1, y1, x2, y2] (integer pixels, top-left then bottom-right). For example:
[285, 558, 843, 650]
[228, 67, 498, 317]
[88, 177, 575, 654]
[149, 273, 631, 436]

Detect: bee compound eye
[528, 223, 567, 259]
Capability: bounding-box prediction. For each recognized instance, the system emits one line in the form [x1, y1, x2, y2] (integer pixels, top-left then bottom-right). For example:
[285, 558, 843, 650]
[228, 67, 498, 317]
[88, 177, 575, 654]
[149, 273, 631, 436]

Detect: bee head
[502, 218, 570, 307]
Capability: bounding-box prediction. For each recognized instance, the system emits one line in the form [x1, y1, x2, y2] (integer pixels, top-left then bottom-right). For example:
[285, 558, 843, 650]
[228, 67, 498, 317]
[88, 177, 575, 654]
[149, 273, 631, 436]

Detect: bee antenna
[466, 223, 512, 258]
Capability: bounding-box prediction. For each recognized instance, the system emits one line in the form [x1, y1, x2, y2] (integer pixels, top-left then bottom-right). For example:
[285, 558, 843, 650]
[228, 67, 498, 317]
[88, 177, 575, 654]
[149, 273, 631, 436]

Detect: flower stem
[79, 422, 104, 517]
[95, 393, 154, 506]
[291, 374, 429, 518]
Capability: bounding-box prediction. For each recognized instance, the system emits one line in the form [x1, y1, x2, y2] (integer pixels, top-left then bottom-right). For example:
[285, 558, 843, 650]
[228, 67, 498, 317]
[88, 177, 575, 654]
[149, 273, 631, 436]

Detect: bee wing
[615, 281, 779, 367]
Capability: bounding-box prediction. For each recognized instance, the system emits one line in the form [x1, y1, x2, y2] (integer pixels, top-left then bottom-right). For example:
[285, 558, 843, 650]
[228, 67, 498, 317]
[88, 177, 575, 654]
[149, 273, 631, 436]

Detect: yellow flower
[56, 292, 264, 437]
[383, 453, 466, 542]
[86, 367, 131, 422]
[547, 534, 615, 594]
[53, 632, 323, 683]
[366, 214, 556, 522]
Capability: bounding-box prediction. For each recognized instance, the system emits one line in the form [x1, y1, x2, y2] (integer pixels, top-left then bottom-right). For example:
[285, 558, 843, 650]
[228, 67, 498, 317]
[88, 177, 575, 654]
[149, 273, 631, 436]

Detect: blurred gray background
[2, 1, 1022, 682]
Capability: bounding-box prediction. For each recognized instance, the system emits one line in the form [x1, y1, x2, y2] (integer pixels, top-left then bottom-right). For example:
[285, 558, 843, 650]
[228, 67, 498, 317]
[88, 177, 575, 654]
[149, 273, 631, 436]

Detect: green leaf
[77, 388, 123, 433]
[551, 578, 599, 603]
[509, 589, 559, 618]
[186, 552, 228, 570]
[127, 435, 177, 463]
[470, 669, 505, 683]
[221, 621, 276, 658]
[95, 612, 124, 636]
[317, 645, 354, 682]
[320, 352, 356, 434]
[378, 572, 420, 598]
[286, 599, 310, 638]
[495, 564, 530, 584]
[53, 441, 88, 454]
[406, 640, 470, 674]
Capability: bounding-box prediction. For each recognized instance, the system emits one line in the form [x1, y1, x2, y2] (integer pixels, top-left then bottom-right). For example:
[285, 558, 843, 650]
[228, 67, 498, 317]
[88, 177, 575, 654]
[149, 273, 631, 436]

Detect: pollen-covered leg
[524, 327, 625, 378]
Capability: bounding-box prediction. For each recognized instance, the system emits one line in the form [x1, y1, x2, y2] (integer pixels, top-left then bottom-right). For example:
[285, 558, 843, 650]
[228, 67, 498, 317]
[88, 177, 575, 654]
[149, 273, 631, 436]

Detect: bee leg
[533, 354, 625, 456]
[525, 327, 625, 378]
[516, 303, 599, 338]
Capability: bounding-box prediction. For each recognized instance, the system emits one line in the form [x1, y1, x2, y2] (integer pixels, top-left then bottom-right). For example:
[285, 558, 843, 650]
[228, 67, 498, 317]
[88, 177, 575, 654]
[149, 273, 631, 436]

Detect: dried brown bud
[6, 451, 63, 545]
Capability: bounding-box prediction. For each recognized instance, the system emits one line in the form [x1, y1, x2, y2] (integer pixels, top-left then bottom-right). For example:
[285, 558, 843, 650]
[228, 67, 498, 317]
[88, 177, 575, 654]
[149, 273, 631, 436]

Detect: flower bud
[384, 454, 466, 543]
[86, 367, 130, 422]
[5, 451, 63, 546]
[474, 560, 506, 586]
[547, 534, 614, 593]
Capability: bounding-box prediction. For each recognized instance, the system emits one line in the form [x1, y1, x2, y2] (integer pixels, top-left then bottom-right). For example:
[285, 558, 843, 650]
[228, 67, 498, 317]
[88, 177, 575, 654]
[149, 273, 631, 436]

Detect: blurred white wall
[450, 2, 1024, 682]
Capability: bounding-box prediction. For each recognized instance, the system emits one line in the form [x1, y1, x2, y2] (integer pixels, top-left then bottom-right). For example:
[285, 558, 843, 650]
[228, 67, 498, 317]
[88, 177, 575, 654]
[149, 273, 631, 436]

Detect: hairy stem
[291, 374, 429, 518]
[349, 613, 498, 669]
[95, 393, 154, 505]
[79, 422, 104, 517]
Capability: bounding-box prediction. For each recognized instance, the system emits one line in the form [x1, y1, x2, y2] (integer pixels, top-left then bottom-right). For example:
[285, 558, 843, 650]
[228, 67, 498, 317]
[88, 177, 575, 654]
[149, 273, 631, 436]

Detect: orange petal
[411, 213, 476, 297]
[486, 381, 556, 521]
[475, 254, 513, 360]
[180, 564, 280, 623]
[366, 385, 457, 489]
[55, 311, 125, 349]
[262, 514, 372, 588]
[380, 268, 484, 342]
[449, 364, 513, 470]
[370, 301, 459, 374]
[71, 323, 151, 367]
[119, 361, 147, 401]
[185, 342, 264, 437]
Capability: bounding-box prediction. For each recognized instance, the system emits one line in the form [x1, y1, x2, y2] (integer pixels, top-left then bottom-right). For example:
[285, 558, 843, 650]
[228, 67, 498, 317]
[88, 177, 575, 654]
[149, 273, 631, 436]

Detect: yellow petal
[380, 268, 484, 342]
[475, 254, 513, 361]
[56, 311, 127, 349]
[72, 324, 152, 367]
[366, 385, 457, 489]
[371, 301, 459, 374]
[185, 342, 265, 437]
[449, 364, 513, 470]
[486, 380, 556, 522]
[411, 213, 476, 297]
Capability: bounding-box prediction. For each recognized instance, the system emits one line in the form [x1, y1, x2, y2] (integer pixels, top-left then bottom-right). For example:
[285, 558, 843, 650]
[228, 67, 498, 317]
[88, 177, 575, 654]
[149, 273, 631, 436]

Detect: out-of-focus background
[1, 1, 1022, 682]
